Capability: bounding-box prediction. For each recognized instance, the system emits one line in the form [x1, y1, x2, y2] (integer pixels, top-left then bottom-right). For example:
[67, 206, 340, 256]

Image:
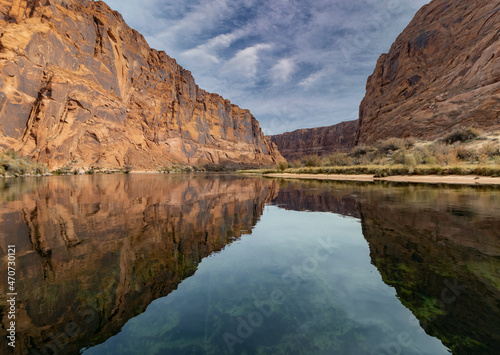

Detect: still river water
[0, 174, 499, 354]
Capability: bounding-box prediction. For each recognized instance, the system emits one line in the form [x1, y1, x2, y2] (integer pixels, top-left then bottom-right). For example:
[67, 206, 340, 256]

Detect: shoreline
[3, 171, 500, 186]
[262, 173, 500, 185]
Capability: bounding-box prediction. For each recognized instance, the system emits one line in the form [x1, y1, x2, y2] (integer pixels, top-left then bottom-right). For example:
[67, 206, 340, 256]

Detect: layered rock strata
[0, 0, 283, 169]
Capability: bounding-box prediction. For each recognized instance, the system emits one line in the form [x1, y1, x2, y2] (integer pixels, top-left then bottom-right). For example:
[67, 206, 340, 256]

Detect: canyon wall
[269, 120, 358, 161]
[0, 0, 283, 169]
[357, 0, 500, 144]
[272, 0, 500, 157]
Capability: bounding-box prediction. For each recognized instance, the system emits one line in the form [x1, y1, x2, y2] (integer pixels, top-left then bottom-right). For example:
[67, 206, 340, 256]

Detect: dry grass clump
[0, 150, 48, 177]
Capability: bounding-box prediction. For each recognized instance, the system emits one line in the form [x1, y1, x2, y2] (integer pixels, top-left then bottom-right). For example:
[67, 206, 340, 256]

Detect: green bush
[0, 151, 49, 176]
[277, 161, 289, 172]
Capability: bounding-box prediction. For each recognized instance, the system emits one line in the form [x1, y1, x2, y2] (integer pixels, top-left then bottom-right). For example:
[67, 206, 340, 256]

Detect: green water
[0, 175, 499, 354]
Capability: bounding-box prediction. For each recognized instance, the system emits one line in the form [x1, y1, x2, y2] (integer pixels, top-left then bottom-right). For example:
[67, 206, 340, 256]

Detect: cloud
[299, 68, 329, 89]
[222, 43, 272, 80]
[103, 0, 431, 133]
[180, 30, 246, 65]
[271, 58, 295, 84]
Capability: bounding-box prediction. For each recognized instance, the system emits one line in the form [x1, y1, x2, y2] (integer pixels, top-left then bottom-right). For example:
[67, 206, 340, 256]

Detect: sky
[104, 0, 430, 135]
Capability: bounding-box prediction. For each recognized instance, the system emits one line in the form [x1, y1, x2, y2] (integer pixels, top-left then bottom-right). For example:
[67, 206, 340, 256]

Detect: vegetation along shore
[240, 128, 500, 184]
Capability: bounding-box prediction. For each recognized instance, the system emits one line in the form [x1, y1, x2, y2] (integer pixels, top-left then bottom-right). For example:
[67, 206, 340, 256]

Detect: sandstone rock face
[269, 120, 358, 161]
[0, 0, 283, 169]
[358, 0, 500, 144]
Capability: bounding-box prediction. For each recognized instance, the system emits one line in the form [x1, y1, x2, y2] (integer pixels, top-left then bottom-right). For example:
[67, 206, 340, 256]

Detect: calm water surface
[0, 174, 499, 355]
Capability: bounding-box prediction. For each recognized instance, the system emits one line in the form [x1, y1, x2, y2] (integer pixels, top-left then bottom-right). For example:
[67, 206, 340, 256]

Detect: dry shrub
[412, 146, 433, 164]
[376, 138, 407, 154]
[455, 146, 479, 162]
[356, 155, 374, 166]
[432, 143, 458, 165]
[327, 153, 354, 166]
[392, 151, 417, 166]
[302, 155, 322, 167]
[350, 145, 371, 157]
[443, 127, 480, 144]
[477, 153, 490, 165]
[481, 142, 500, 157]
[404, 137, 417, 148]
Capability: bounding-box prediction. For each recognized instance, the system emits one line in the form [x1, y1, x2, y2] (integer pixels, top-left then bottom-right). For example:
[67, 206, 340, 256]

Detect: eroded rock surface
[358, 0, 500, 144]
[0, 0, 283, 169]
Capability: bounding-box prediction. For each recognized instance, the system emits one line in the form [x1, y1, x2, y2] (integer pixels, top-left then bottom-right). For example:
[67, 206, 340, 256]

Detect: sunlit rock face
[358, 0, 500, 144]
[0, 0, 284, 169]
[0, 174, 278, 354]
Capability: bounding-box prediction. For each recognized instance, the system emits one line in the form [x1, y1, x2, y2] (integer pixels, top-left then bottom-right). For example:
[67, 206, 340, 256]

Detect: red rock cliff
[358, 0, 500, 144]
[269, 120, 358, 161]
[0, 0, 284, 169]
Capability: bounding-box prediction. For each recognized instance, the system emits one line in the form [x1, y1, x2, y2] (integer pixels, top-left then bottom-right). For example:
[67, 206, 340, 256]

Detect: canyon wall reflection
[0, 174, 277, 354]
[272, 179, 500, 354]
[1, 176, 499, 354]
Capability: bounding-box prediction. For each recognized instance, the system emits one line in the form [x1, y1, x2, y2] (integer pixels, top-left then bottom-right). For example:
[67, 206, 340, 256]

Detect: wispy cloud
[271, 58, 296, 84]
[105, 0, 430, 134]
[222, 43, 272, 80]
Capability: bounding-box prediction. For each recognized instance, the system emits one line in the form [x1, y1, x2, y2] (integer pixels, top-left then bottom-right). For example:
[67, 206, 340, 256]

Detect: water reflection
[273, 180, 500, 354]
[0, 174, 277, 354]
[0, 176, 499, 354]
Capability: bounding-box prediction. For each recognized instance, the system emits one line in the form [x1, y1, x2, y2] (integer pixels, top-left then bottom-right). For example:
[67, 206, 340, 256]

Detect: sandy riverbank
[263, 173, 500, 185]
